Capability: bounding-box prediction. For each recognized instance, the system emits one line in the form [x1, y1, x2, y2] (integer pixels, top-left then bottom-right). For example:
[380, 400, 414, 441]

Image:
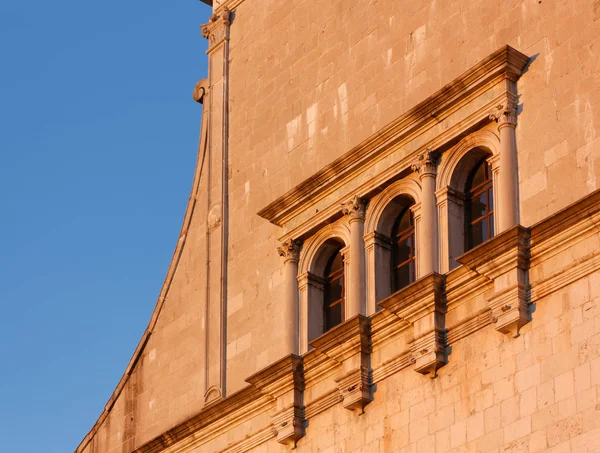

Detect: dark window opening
[465, 158, 494, 250]
[391, 205, 416, 292]
[324, 247, 345, 331]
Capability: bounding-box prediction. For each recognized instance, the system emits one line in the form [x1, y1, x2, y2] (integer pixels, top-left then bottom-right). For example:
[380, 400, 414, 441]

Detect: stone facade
[75, 0, 600, 452]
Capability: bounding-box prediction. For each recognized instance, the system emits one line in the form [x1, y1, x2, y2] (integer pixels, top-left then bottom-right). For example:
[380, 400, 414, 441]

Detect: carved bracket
[309, 316, 373, 414]
[457, 225, 531, 337]
[245, 355, 306, 448]
[379, 273, 447, 376]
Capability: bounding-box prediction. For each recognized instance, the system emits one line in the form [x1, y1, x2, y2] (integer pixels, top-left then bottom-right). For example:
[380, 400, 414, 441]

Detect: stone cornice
[245, 354, 303, 398]
[133, 385, 272, 453]
[257, 46, 529, 236]
[456, 225, 530, 278]
[308, 315, 371, 362]
[378, 273, 445, 321]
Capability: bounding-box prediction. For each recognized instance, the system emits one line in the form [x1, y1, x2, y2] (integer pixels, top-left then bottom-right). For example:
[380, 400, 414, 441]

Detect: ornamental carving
[341, 195, 366, 221]
[277, 239, 301, 262]
[411, 149, 440, 177]
[192, 78, 209, 104]
[201, 8, 231, 49]
[489, 102, 518, 128]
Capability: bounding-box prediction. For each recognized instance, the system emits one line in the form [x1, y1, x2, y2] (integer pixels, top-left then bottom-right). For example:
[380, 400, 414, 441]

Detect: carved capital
[278, 239, 301, 263]
[411, 149, 440, 177]
[200, 7, 231, 51]
[489, 102, 518, 129]
[341, 195, 366, 221]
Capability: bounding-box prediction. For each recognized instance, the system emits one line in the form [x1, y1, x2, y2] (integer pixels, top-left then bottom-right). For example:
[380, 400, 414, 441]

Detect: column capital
[411, 149, 440, 178]
[278, 239, 301, 263]
[489, 102, 518, 129]
[342, 195, 367, 222]
[201, 7, 231, 52]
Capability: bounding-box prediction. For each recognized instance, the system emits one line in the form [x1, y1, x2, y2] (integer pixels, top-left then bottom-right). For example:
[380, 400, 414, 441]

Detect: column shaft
[490, 103, 519, 233]
[278, 240, 301, 355]
[412, 150, 439, 276]
[498, 123, 519, 231]
[342, 195, 367, 317]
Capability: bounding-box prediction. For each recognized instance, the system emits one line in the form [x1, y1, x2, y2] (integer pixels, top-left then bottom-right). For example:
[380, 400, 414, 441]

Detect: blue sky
[0, 1, 212, 451]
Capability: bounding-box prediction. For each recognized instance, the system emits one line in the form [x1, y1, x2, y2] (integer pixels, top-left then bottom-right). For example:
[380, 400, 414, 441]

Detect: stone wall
[75, 0, 600, 452]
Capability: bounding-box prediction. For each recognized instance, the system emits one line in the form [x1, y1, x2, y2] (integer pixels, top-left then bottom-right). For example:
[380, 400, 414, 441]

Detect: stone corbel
[379, 273, 447, 377]
[309, 315, 372, 414]
[245, 355, 306, 448]
[456, 225, 530, 337]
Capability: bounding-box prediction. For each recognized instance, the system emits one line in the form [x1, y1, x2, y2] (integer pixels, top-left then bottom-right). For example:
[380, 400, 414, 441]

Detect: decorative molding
[192, 78, 209, 104]
[208, 204, 222, 231]
[304, 390, 343, 419]
[341, 195, 367, 222]
[201, 8, 231, 53]
[446, 310, 493, 345]
[372, 351, 413, 383]
[257, 46, 529, 239]
[217, 426, 276, 453]
[277, 239, 301, 263]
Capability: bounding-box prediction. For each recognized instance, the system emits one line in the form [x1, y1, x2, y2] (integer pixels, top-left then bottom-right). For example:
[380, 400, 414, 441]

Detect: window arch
[435, 130, 500, 272]
[298, 225, 351, 353]
[465, 158, 494, 250]
[363, 181, 421, 314]
[391, 206, 416, 292]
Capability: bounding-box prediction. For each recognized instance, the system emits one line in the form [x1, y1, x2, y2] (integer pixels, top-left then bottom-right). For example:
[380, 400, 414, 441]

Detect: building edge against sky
[76, 0, 600, 452]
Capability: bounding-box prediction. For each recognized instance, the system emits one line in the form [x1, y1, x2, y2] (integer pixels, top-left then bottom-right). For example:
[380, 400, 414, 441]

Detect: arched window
[324, 247, 344, 331]
[391, 206, 416, 292]
[465, 158, 494, 250]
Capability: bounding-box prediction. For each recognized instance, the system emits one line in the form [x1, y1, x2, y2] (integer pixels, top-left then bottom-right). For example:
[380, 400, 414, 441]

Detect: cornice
[308, 315, 371, 362]
[378, 273, 445, 321]
[456, 225, 530, 278]
[133, 386, 272, 453]
[257, 46, 529, 234]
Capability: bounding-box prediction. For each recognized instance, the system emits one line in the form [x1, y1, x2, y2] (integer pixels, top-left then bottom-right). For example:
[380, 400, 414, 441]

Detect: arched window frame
[363, 177, 422, 315]
[298, 223, 351, 353]
[436, 129, 500, 273]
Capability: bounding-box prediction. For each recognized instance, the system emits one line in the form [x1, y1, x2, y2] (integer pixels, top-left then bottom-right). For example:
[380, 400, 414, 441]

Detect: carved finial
[341, 195, 367, 221]
[411, 149, 440, 177]
[489, 102, 518, 128]
[277, 239, 301, 262]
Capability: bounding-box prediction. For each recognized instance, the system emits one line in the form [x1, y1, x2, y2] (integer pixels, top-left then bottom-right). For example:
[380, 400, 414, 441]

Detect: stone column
[342, 195, 367, 318]
[490, 103, 519, 233]
[411, 150, 440, 275]
[277, 240, 301, 355]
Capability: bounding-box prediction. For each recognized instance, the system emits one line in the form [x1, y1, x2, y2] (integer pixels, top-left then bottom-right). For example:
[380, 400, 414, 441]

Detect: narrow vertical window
[465, 159, 494, 250]
[391, 206, 416, 292]
[324, 248, 344, 331]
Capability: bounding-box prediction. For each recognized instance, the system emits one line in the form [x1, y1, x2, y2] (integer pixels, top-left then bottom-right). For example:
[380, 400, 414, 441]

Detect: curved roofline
[75, 79, 210, 453]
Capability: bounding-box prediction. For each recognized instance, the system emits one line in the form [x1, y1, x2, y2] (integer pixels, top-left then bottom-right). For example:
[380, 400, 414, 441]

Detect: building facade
[76, 0, 600, 452]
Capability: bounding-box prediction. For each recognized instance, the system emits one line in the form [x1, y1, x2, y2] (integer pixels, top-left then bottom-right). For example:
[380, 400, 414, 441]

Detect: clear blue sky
[0, 1, 212, 451]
